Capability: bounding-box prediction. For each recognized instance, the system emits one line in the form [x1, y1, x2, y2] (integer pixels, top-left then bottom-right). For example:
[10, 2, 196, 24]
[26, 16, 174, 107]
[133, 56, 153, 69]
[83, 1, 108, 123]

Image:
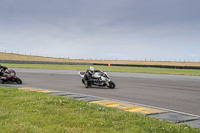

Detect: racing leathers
[0, 65, 8, 76]
[83, 69, 93, 88]
[83, 69, 103, 88]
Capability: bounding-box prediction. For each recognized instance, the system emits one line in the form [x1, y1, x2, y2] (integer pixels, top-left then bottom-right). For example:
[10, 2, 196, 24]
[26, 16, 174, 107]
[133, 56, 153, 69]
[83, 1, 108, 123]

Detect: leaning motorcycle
[0, 68, 22, 84]
[78, 70, 115, 89]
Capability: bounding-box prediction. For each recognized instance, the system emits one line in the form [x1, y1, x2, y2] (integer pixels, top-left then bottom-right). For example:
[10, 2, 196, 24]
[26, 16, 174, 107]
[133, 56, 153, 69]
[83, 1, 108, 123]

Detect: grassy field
[1, 52, 200, 66]
[0, 86, 199, 133]
[2, 63, 200, 76]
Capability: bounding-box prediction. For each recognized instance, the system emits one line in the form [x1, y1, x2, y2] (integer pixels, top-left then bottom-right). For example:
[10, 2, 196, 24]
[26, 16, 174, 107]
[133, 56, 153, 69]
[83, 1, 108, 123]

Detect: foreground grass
[2, 63, 200, 76]
[0, 86, 199, 133]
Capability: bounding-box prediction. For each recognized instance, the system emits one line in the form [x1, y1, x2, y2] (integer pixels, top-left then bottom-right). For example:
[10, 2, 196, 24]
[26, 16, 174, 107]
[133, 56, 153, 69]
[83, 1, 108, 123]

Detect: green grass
[2, 63, 200, 76]
[0, 86, 199, 133]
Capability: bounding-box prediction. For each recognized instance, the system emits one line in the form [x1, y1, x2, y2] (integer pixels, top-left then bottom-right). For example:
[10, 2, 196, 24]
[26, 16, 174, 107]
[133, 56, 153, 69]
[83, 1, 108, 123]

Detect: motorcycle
[78, 70, 115, 89]
[0, 68, 22, 84]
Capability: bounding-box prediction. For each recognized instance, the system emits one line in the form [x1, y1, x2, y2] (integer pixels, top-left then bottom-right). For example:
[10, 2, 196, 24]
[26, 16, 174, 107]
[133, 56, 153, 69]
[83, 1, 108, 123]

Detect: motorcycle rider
[0, 64, 8, 76]
[83, 66, 95, 88]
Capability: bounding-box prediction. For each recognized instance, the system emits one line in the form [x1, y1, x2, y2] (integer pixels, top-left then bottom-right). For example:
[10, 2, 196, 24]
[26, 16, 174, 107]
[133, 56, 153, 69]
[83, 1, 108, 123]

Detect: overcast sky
[0, 0, 200, 61]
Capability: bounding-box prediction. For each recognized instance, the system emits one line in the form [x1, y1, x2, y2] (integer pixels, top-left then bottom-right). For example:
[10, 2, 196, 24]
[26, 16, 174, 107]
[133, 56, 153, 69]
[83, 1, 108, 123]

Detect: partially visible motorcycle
[0, 68, 22, 84]
[78, 70, 115, 89]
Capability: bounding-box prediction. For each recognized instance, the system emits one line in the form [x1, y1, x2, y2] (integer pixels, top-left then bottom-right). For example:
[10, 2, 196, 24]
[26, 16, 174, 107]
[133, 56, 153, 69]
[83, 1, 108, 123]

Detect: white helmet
[89, 66, 94, 74]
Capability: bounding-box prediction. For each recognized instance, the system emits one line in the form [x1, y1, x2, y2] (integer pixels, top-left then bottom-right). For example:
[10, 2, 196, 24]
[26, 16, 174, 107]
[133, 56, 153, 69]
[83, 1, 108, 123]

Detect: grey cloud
[0, 0, 200, 61]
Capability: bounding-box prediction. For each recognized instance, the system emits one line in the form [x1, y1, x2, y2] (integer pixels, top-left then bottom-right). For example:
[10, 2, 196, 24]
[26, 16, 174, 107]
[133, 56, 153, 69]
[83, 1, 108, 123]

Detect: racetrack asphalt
[6, 68, 199, 116]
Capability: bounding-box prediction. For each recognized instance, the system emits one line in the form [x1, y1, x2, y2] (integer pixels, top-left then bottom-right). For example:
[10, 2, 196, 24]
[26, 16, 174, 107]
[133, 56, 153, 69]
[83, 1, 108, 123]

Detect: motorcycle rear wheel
[82, 79, 85, 85]
[0, 79, 4, 84]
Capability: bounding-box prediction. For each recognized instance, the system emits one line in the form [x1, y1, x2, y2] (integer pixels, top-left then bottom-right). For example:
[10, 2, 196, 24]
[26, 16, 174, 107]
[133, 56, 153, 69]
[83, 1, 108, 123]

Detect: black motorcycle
[0, 68, 22, 84]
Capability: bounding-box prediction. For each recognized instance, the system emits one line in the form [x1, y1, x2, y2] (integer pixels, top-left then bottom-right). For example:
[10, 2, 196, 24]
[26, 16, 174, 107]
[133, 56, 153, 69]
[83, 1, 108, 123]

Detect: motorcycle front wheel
[108, 81, 115, 89]
[15, 77, 22, 84]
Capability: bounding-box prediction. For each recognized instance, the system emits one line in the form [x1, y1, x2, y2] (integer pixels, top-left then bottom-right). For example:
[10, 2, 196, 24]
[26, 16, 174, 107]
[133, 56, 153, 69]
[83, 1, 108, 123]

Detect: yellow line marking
[18, 88, 39, 91]
[90, 100, 123, 106]
[90, 100, 168, 115]
[35, 90, 60, 93]
[18, 88, 45, 92]
[106, 103, 144, 111]
[18, 88, 60, 93]
[106, 103, 141, 110]
[35, 90, 52, 92]
[124, 107, 168, 115]
[42, 91, 61, 93]
[104, 103, 123, 106]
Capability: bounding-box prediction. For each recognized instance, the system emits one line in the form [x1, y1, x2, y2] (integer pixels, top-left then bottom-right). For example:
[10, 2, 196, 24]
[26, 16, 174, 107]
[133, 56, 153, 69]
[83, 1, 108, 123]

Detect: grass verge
[0, 86, 199, 133]
[2, 63, 200, 76]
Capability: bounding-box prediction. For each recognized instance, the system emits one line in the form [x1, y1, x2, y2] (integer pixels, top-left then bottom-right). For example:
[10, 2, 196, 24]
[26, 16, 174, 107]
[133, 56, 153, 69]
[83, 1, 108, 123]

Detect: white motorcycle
[78, 70, 115, 89]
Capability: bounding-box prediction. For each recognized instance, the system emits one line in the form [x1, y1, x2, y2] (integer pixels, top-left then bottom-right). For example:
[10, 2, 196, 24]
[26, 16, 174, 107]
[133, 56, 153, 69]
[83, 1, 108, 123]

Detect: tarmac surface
[2, 68, 200, 128]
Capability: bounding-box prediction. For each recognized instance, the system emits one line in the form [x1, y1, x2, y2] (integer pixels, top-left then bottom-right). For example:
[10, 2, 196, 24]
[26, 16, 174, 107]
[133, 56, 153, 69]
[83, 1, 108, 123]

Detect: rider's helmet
[88, 66, 94, 74]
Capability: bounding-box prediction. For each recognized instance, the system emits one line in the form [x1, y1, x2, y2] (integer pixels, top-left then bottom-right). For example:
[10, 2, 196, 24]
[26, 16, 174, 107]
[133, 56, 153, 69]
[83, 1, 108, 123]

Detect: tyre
[82, 79, 85, 85]
[15, 77, 22, 84]
[108, 81, 115, 89]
